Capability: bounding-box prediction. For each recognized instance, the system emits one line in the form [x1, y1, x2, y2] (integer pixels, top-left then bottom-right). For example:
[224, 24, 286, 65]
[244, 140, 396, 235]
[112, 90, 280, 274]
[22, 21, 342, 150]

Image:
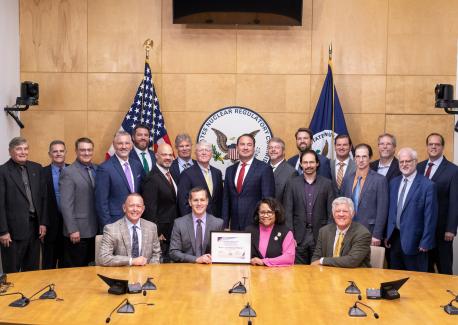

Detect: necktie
[333, 232, 344, 257]
[131, 225, 139, 258]
[183, 162, 191, 170]
[123, 162, 134, 193]
[424, 162, 434, 179]
[140, 152, 149, 173]
[352, 176, 362, 213]
[165, 171, 173, 186]
[20, 166, 36, 214]
[336, 162, 345, 189]
[236, 163, 247, 194]
[196, 219, 203, 257]
[204, 168, 213, 195]
[396, 178, 408, 229]
[86, 166, 95, 188]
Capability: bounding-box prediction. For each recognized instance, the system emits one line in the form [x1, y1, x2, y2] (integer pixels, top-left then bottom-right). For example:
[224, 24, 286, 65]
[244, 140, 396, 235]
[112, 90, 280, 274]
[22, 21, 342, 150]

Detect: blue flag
[309, 64, 350, 158]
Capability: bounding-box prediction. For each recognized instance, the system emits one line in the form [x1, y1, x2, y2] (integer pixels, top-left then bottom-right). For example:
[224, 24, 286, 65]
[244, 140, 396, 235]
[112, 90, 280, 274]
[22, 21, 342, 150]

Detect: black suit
[170, 159, 197, 184]
[418, 157, 458, 274]
[177, 164, 223, 218]
[0, 159, 47, 273]
[369, 157, 401, 182]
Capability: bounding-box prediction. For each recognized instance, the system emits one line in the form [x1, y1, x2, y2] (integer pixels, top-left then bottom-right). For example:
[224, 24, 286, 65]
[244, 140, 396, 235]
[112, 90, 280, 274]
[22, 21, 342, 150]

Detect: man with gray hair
[370, 133, 401, 182]
[170, 133, 196, 183]
[311, 197, 371, 268]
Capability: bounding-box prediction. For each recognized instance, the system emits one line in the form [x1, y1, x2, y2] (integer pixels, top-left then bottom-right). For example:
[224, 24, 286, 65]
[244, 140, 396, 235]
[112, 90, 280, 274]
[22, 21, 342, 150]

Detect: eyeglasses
[197, 149, 211, 153]
[399, 159, 415, 165]
[259, 210, 274, 216]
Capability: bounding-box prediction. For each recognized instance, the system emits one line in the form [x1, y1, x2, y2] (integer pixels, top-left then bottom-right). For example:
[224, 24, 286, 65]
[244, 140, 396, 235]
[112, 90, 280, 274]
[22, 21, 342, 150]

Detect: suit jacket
[273, 160, 297, 205]
[169, 213, 224, 262]
[129, 148, 156, 172]
[386, 174, 438, 255]
[222, 158, 275, 230]
[330, 158, 356, 195]
[370, 157, 401, 183]
[340, 169, 388, 239]
[95, 155, 145, 228]
[417, 157, 458, 236]
[0, 159, 47, 240]
[311, 222, 372, 268]
[177, 164, 223, 218]
[60, 161, 98, 238]
[170, 159, 197, 184]
[99, 217, 161, 266]
[284, 175, 335, 243]
[287, 153, 332, 180]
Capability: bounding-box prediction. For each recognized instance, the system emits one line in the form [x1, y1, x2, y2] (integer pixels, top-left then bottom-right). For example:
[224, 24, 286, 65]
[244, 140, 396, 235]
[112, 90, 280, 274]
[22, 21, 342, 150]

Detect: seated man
[311, 197, 371, 268]
[99, 193, 161, 266]
[169, 186, 224, 263]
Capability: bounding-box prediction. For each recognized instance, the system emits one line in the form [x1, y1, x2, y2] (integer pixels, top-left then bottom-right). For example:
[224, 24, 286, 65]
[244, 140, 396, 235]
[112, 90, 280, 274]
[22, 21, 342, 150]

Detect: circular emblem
[311, 130, 335, 158]
[197, 106, 273, 176]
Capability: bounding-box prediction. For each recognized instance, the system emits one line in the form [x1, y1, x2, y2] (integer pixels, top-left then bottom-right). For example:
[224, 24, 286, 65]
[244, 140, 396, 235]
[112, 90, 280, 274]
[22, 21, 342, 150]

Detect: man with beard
[129, 124, 156, 173]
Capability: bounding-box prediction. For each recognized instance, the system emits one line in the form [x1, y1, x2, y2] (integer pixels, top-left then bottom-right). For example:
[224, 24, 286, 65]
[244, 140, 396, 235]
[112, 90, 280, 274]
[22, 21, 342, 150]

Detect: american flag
[105, 61, 172, 159]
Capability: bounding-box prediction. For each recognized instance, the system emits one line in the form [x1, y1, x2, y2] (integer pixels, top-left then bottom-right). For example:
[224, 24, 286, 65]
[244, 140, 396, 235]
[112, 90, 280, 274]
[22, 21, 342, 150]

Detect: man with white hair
[311, 197, 371, 268]
[385, 147, 438, 272]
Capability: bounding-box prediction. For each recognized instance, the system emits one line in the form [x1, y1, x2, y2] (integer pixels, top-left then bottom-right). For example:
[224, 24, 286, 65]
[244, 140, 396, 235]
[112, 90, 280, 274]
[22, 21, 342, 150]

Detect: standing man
[341, 144, 388, 246]
[129, 124, 156, 173]
[177, 141, 223, 218]
[222, 134, 275, 230]
[385, 148, 438, 272]
[42, 140, 68, 269]
[370, 133, 401, 182]
[0, 137, 47, 273]
[330, 134, 355, 194]
[60, 138, 99, 267]
[284, 149, 335, 264]
[267, 137, 297, 205]
[170, 187, 224, 263]
[287, 127, 332, 179]
[170, 133, 196, 183]
[141, 143, 178, 262]
[417, 133, 458, 274]
[96, 131, 145, 228]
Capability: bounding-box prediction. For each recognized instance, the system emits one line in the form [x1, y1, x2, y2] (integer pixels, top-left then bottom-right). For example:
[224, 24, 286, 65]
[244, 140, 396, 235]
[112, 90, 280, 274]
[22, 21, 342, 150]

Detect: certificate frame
[210, 231, 251, 264]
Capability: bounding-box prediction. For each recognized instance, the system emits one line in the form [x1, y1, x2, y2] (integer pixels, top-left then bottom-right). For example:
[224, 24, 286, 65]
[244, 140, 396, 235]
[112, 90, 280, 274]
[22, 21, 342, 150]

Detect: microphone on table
[442, 289, 458, 315]
[229, 277, 247, 294]
[106, 298, 135, 323]
[0, 292, 30, 307]
[348, 301, 379, 319]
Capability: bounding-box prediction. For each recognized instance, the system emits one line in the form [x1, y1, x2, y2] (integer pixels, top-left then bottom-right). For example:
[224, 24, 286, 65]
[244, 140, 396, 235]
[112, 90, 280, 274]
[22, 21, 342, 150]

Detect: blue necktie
[132, 225, 139, 258]
[352, 176, 362, 214]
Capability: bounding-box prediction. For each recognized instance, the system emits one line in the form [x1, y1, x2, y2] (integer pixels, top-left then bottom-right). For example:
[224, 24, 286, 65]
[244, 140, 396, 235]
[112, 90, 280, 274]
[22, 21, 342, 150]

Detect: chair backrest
[370, 246, 385, 268]
[95, 235, 103, 266]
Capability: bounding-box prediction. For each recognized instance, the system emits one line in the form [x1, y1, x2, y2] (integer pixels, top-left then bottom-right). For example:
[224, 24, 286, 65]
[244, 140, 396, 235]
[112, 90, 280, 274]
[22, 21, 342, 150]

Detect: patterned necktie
[204, 168, 213, 195]
[333, 232, 344, 257]
[424, 162, 434, 179]
[195, 219, 203, 257]
[183, 162, 191, 170]
[86, 166, 95, 188]
[131, 225, 139, 258]
[20, 165, 36, 214]
[236, 163, 247, 193]
[123, 162, 134, 193]
[396, 178, 408, 229]
[140, 152, 149, 173]
[166, 171, 174, 187]
[352, 176, 362, 213]
[336, 162, 345, 189]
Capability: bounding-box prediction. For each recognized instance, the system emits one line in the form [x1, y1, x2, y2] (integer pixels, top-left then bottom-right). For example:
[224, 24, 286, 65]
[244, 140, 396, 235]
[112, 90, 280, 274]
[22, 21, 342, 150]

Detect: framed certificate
[211, 231, 251, 264]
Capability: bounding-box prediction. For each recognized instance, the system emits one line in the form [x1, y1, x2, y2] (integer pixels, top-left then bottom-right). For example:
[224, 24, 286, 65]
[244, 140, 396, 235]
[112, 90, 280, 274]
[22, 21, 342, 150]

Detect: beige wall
[19, 0, 456, 165]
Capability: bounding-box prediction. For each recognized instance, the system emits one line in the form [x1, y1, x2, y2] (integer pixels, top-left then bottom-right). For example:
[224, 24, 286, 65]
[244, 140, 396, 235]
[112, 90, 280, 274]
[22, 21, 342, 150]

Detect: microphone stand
[229, 277, 247, 294]
[443, 290, 458, 315]
[106, 298, 135, 323]
[0, 292, 30, 307]
[29, 284, 58, 300]
[348, 301, 379, 318]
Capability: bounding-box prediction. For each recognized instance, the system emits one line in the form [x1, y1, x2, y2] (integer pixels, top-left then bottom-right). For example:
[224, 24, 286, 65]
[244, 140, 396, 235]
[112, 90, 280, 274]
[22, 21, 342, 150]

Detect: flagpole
[329, 43, 335, 160]
[143, 39, 155, 148]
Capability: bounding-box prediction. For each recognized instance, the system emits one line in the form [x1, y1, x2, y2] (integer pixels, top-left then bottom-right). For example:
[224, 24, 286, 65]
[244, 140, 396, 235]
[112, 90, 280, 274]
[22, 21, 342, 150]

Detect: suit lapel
[196, 166, 211, 197]
[186, 216, 196, 254]
[358, 172, 373, 204]
[401, 174, 420, 214]
[156, 168, 176, 198]
[431, 158, 447, 182]
[112, 157, 132, 192]
[326, 224, 337, 257]
[120, 219, 132, 256]
[210, 167, 219, 198]
[240, 160, 257, 194]
[140, 219, 149, 256]
[7, 162, 28, 199]
[27, 162, 41, 208]
[340, 223, 355, 254]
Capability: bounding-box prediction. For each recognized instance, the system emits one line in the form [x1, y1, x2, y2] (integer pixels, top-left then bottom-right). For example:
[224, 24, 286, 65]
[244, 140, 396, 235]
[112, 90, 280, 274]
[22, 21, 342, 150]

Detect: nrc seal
[197, 106, 273, 176]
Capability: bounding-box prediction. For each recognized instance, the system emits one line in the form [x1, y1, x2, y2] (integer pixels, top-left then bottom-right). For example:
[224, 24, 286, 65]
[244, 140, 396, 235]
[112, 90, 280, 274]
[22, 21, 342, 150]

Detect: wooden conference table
[1, 264, 457, 324]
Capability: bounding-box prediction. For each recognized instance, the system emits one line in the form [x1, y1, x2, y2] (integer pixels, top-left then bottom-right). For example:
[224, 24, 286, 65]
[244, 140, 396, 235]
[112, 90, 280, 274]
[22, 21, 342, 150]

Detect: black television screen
[173, 0, 303, 26]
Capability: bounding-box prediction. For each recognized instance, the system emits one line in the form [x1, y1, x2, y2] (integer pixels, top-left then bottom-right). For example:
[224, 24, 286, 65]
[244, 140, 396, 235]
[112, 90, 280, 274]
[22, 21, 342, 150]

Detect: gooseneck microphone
[349, 301, 379, 319]
[0, 292, 30, 307]
[442, 289, 458, 315]
[106, 298, 129, 323]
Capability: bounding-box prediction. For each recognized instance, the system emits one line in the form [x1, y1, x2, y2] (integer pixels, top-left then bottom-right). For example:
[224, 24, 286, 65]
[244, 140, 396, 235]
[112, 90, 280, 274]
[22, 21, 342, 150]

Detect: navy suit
[170, 159, 197, 184]
[128, 148, 156, 172]
[222, 158, 275, 230]
[95, 156, 145, 228]
[287, 154, 332, 179]
[418, 157, 458, 274]
[386, 173, 438, 272]
[177, 164, 223, 218]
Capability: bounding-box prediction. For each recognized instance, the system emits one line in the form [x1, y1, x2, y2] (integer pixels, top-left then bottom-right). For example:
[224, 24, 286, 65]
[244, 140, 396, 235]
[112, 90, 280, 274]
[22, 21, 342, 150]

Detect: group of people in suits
[0, 125, 456, 274]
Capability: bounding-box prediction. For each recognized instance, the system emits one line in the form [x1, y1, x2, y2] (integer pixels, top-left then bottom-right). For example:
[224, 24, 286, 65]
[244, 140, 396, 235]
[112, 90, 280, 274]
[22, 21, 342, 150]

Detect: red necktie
[425, 162, 434, 179]
[236, 163, 246, 193]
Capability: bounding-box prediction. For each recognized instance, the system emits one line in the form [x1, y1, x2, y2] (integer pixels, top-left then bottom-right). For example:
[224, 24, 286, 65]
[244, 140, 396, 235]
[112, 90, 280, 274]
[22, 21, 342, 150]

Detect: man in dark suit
[330, 134, 355, 194]
[385, 148, 438, 272]
[42, 140, 68, 269]
[370, 133, 401, 182]
[417, 133, 458, 274]
[141, 143, 178, 262]
[284, 149, 335, 264]
[170, 187, 224, 263]
[267, 137, 297, 205]
[96, 131, 145, 228]
[287, 127, 332, 179]
[222, 133, 275, 230]
[170, 133, 196, 183]
[311, 197, 371, 268]
[129, 124, 156, 173]
[177, 140, 223, 218]
[341, 144, 388, 246]
[0, 137, 47, 273]
[60, 138, 99, 267]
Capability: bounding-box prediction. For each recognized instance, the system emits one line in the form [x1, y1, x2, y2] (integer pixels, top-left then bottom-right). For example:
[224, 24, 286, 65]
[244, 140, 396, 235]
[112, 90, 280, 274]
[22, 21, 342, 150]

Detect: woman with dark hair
[245, 198, 296, 266]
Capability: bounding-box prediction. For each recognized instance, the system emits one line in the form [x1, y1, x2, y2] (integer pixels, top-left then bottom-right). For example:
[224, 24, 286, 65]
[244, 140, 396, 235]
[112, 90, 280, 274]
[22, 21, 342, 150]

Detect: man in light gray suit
[60, 138, 98, 267]
[341, 143, 388, 246]
[268, 137, 297, 205]
[169, 187, 224, 263]
[99, 194, 161, 266]
[330, 134, 356, 195]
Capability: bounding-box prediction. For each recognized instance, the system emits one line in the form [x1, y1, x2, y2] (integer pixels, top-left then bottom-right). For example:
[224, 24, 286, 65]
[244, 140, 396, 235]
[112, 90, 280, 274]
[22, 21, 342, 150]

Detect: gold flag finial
[143, 39, 154, 60]
[329, 43, 332, 61]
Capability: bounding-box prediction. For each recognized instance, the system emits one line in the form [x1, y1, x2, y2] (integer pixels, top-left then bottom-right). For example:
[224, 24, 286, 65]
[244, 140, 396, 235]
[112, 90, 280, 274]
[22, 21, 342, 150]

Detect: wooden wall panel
[345, 114, 386, 151]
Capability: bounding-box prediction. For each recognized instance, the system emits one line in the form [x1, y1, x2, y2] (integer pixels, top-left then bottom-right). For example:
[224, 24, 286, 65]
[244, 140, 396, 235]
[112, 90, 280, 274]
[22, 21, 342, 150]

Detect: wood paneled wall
[19, 0, 456, 164]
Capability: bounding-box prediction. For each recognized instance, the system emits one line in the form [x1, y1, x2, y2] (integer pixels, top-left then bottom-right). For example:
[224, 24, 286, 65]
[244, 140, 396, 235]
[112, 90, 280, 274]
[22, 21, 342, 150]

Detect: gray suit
[312, 222, 371, 268]
[99, 217, 161, 266]
[169, 214, 224, 263]
[273, 160, 297, 204]
[330, 158, 356, 195]
[341, 170, 388, 240]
